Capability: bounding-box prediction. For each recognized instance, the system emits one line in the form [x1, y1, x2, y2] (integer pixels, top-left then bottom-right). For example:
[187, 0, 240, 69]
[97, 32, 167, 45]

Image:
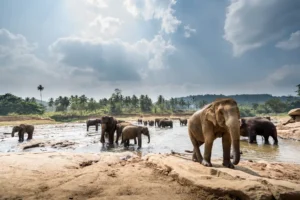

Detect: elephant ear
[215, 106, 225, 127]
[205, 107, 217, 126]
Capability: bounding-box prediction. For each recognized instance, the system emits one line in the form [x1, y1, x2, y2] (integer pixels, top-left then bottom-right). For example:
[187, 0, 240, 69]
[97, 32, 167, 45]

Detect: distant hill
[176, 94, 299, 105]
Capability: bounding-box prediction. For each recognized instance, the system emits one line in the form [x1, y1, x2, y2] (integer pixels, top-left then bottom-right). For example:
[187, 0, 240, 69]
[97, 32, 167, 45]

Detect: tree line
[47, 89, 206, 114]
[1, 85, 299, 116]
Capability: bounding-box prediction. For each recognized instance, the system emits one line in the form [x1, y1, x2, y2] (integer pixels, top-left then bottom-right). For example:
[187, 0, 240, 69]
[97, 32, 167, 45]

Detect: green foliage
[296, 84, 300, 96]
[0, 93, 45, 115]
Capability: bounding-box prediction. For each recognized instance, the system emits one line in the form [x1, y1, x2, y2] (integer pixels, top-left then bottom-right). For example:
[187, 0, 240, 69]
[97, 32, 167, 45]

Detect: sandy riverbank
[0, 152, 300, 200]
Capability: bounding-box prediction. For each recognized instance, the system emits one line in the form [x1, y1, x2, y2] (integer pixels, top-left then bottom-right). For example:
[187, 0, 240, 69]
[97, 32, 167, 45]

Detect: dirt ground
[0, 152, 300, 200]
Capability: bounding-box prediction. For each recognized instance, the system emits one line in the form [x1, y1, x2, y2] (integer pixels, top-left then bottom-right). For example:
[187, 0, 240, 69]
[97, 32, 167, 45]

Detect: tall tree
[37, 85, 44, 102]
[48, 98, 54, 108]
[296, 84, 300, 96]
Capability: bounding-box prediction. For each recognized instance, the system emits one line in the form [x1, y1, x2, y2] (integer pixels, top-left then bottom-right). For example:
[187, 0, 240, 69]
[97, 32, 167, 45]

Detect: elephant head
[205, 99, 241, 165]
[11, 126, 21, 137]
[140, 127, 150, 143]
[239, 118, 248, 137]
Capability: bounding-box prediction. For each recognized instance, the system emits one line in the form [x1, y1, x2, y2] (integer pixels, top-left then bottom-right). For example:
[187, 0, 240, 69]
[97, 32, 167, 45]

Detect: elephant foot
[222, 160, 235, 169]
[201, 160, 212, 167]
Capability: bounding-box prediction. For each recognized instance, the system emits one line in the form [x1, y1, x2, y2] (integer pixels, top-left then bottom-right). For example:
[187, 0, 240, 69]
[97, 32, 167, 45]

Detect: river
[1, 121, 300, 164]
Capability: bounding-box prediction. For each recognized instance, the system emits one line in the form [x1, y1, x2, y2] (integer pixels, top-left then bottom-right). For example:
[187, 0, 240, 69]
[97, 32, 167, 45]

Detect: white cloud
[88, 15, 122, 36]
[183, 25, 196, 38]
[86, 0, 108, 8]
[124, 0, 181, 34]
[49, 34, 175, 82]
[266, 64, 300, 86]
[276, 30, 300, 50]
[224, 0, 300, 56]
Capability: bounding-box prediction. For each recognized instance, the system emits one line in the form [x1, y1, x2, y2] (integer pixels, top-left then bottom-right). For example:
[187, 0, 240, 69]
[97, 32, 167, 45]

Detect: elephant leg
[264, 135, 270, 144]
[222, 133, 234, 169]
[190, 136, 203, 163]
[249, 131, 257, 143]
[115, 131, 120, 144]
[134, 137, 137, 144]
[87, 125, 89, 132]
[96, 124, 98, 131]
[271, 133, 278, 145]
[108, 130, 114, 145]
[203, 136, 213, 167]
[100, 130, 105, 144]
[138, 135, 142, 149]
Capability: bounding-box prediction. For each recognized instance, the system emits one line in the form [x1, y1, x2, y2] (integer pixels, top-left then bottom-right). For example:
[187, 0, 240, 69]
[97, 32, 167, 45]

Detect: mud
[1, 121, 300, 163]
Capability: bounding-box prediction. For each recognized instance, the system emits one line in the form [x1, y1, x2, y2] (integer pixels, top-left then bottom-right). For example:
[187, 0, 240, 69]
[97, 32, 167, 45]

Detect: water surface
[1, 122, 299, 164]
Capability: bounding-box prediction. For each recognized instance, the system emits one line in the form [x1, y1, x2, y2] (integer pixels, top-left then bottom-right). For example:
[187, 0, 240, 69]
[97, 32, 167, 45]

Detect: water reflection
[0, 122, 300, 163]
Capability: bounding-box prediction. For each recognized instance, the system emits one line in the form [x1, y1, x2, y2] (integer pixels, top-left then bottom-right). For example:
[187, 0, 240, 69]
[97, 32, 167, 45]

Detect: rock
[288, 108, 300, 116]
[144, 154, 300, 200]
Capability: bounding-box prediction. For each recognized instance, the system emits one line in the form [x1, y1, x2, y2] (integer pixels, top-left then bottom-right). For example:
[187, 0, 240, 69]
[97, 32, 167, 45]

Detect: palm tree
[37, 85, 44, 102]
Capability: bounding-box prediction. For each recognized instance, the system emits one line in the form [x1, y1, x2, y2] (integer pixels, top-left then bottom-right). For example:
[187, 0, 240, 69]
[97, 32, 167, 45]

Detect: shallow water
[1, 121, 300, 164]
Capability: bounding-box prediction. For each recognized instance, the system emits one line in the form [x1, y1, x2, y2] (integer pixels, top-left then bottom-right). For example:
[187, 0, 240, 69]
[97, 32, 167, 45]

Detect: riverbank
[0, 152, 299, 200]
[0, 114, 191, 126]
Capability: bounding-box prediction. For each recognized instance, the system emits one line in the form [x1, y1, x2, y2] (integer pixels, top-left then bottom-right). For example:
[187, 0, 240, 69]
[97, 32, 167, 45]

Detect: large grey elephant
[122, 126, 150, 149]
[188, 98, 241, 169]
[86, 119, 101, 131]
[240, 117, 278, 145]
[158, 120, 173, 128]
[100, 116, 117, 145]
[12, 124, 34, 142]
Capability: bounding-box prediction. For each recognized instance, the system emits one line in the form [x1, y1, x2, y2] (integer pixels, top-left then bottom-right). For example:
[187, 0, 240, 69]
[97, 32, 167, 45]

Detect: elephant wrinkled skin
[86, 119, 101, 131]
[188, 98, 241, 169]
[100, 116, 117, 145]
[122, 126, 150, 149]
[12, 124, 35, 142]
[240, 117, 278, 145]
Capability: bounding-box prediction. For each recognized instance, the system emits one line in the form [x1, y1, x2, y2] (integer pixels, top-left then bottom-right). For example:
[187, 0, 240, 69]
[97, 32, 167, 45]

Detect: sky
[0, 0, 300, 101]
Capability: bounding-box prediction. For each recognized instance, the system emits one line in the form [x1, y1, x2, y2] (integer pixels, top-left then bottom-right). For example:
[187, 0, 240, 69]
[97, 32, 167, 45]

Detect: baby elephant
[148, 120, 154, 126]
[179, 118, 188, 126]
[86, 119, 101, 131]
[11, 124, 34, 142]
[240, 117, 278, 145]
[122, 126, 150, 149]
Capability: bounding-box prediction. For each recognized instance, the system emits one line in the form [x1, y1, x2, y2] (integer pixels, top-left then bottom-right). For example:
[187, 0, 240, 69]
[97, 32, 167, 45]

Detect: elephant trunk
[227, 117, 240, 165]
[11, 131, 15, 137]
[147, 134, 150, 143]
[231, 139, 240, 165]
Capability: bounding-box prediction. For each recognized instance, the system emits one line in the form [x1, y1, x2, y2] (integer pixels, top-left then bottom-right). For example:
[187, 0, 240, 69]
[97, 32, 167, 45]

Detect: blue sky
[0, 0, 300, 100]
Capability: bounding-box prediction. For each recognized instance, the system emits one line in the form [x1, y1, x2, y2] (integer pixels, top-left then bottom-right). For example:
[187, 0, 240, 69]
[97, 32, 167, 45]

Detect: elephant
[158, 120, 173, 128]
[86, 119, 101, 131]
[117, 120, 125, 124]
[240, 117, 278, 145]
[179, 118, 188, 126]
[115, 122, 136, 144]
[155, 118, 168, 126]
[188, 98, 241, 169]
[137, 118, 143, 125]
[11, 124, 34, 142]
[143, 121, 148, 126]
[121, 126, 150, 149]
[148, 120, 154, 126]
[100, 116, 117, 145]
